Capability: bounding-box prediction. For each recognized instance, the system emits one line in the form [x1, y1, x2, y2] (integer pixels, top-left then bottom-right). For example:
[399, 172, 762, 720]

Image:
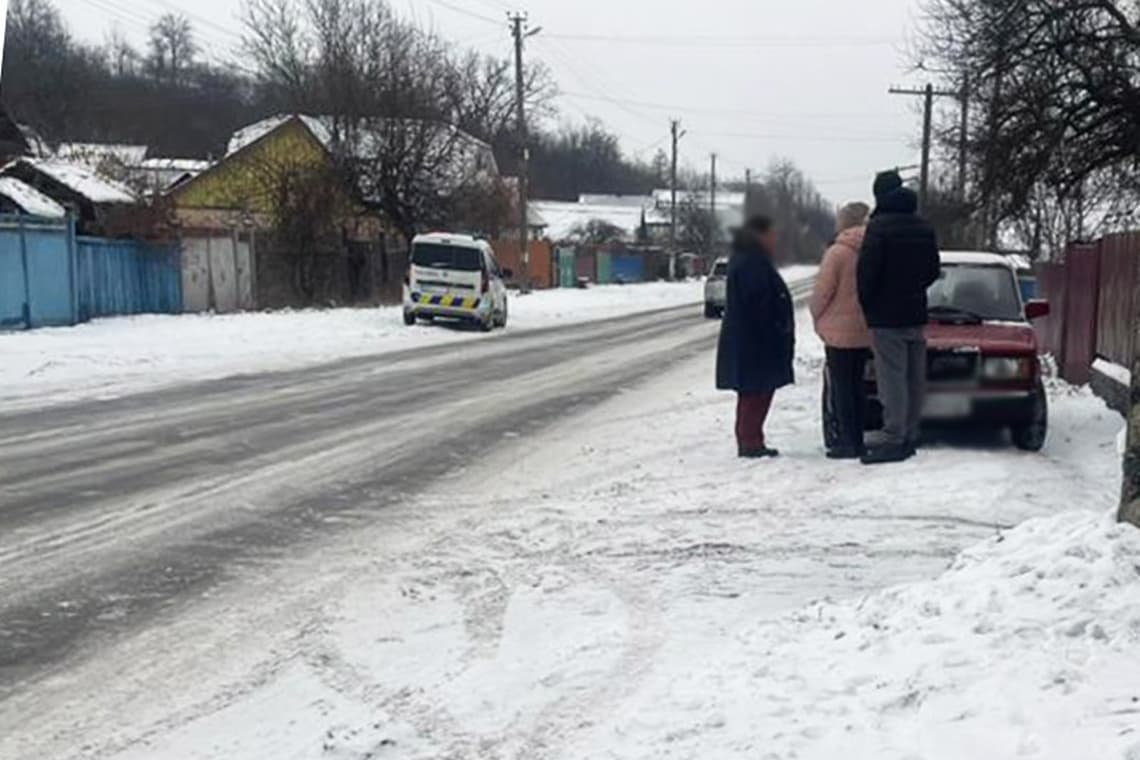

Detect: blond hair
[836, 202, 871, 232]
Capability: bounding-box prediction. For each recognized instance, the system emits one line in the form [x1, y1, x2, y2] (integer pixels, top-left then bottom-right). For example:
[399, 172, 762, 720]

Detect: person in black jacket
[716, 215, 795, 458]
[857, 170, 942, 465]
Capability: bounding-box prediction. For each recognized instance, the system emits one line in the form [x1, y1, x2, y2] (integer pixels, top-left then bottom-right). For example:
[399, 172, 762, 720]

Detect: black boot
[860, 442, 913, 465]
[740, 447, 780, 459]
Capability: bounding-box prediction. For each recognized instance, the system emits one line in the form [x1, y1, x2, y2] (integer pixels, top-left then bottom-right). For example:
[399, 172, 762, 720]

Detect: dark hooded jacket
[715, 233, 795, 394]
[856, 186, 942, 329]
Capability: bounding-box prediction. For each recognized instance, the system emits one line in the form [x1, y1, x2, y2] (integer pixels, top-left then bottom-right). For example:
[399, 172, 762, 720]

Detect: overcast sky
[50, 0, 927, 205]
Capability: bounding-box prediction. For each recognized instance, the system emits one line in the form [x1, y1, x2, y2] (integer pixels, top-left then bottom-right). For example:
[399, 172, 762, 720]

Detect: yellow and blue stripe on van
[413, 293, 481, 310]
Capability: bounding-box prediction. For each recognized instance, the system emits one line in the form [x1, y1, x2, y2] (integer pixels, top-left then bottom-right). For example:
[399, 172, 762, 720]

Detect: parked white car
[704, 257, 729, 318]
[403, 233, 510, 331]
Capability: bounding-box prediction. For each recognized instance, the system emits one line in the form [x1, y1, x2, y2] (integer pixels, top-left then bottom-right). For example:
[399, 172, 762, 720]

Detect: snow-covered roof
[941, 251, 1016, 268]
[1, 158, 137, 205]
[56, 142, 149, 167]
[652, 188, 747, 209]
[531, 199, 669, 242]
[0, 176, 67, 218]
[579, 194, 657, 208]
[223, 114, 497, 195]
[139, 157, 212, 173]
[226, 115, 332, 157]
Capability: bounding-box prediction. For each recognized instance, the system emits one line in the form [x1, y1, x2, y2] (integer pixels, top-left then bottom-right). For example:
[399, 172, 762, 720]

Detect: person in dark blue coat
[715, 215, 796, 458]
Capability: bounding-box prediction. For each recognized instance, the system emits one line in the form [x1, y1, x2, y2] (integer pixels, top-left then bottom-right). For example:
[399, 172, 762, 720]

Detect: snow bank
[749, 512, 1140, 759]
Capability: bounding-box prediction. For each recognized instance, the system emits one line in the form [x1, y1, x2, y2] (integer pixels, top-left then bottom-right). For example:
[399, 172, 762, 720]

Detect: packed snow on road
[0, 280, 739, 411]
[6, 304, 1137, 760]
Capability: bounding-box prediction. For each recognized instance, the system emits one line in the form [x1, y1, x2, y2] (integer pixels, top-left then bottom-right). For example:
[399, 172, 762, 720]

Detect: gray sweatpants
[871, 327, 927, 445]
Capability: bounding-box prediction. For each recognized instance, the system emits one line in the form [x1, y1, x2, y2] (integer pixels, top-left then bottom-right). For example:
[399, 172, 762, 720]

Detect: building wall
[171, 119, 330, 214]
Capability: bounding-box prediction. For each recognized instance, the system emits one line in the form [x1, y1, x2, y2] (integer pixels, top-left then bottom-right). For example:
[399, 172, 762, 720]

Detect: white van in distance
[403, 233, 511, 331]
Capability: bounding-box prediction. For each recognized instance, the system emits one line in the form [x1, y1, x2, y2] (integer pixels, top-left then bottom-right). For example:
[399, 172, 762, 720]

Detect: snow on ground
[0, 279, 723, 412]
[29, 303, 1136, 760]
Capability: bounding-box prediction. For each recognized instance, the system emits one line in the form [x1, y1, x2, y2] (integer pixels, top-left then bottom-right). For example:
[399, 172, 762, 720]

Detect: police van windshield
[412, 244, 483, 272]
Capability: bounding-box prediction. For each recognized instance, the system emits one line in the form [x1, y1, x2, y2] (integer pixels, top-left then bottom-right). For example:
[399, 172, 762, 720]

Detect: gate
[0, 215, 75, 329]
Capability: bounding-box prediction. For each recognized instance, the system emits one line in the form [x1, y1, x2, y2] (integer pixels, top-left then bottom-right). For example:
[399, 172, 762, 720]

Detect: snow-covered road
[0, 279, 751, 412]
[2, 295, 1136, 759]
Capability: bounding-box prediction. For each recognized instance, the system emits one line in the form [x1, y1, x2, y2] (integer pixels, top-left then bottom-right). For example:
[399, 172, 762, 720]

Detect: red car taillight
[404, 266, 411, 286]
[481, 270, 489, 294]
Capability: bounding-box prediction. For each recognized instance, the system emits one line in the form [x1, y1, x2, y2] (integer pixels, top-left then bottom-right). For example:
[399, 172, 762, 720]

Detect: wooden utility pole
[889, 83, 960, 214]
[1120, 268, 1140, 527]
[510, 13, 538, 289]
[669, 119, 683, 280]
[710, 152, 718, 249]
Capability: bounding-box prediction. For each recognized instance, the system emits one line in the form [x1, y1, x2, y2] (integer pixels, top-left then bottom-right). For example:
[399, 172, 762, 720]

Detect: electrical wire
[422, 0, 501, 26]
[543, 32, 898, 49]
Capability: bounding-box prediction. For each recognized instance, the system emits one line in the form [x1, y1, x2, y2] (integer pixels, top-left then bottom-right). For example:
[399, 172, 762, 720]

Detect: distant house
[56, 142, 210, 194]
[532, 194, 669, 243]
[169, 114, 386, 310]
[168, 113, 502, 308]
[0, 158, 137, 233]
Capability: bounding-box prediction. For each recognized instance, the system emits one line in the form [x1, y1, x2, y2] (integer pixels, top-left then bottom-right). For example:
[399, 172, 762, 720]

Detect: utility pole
[744, 168, 753, 213]
[1120, 266, 1140, 528]
[668, 119, 684, 280]
[710, 153, 718, 251]
[510, 13, 539, 290]
[889, 83, 960, 214]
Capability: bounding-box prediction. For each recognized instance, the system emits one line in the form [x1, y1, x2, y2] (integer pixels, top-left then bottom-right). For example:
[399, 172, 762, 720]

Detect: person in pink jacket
[811, 202, 873, 459]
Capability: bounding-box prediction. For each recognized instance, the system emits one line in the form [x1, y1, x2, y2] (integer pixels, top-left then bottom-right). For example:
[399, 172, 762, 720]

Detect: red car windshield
[928, 265, 1023, 322]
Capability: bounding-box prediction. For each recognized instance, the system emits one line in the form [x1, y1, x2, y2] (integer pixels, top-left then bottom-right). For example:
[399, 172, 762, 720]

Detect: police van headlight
[982, 356, 1033, 380]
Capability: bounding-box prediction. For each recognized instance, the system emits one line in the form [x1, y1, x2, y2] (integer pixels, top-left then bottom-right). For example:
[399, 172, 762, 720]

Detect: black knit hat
[873, 170, 904, 199]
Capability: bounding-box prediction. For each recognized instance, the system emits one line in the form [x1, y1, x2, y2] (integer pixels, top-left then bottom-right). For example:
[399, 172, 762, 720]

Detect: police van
[403, 233, 511, 331]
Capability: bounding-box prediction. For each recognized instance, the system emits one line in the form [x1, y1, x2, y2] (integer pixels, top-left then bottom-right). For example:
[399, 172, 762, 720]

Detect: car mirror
[502, 268, 514, 279]
[1025, 300, 1050, 321]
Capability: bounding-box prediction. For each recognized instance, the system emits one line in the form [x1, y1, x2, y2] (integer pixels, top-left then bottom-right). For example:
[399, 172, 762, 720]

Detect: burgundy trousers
[736, 392, 775, 451]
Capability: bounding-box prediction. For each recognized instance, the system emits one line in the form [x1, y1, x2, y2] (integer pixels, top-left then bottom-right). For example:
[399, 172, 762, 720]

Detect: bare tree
[242, 0, 524, 244]
[105, 26, 138, 77]
[148, 13, 198, 84]
[569, 218, 627, 246]
[916, 0, 1140, 237]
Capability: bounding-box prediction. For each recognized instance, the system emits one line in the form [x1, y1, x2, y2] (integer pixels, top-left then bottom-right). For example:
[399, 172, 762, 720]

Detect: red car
[824, 251, 1052, 451]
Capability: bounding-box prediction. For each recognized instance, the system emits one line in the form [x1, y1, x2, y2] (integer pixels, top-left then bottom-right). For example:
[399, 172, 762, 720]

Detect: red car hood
[926, 321, 1038, 355]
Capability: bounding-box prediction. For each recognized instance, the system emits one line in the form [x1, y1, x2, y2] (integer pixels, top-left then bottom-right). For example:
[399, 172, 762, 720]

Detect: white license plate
[923, 394, 972, 419]
[421, 284, 447, 294]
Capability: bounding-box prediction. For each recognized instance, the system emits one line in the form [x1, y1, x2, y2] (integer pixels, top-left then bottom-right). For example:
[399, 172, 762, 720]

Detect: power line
[700, 130, 909, 144]
[544, 32, 898, 48]
[535, 38, 662, 130]
[559, 90, 896, 122]
[423, 0, 501, 25]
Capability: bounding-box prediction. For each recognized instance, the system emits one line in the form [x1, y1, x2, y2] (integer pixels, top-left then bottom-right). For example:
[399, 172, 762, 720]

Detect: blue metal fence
[0, 214, 181, 330]
[76, 237, 182, 321]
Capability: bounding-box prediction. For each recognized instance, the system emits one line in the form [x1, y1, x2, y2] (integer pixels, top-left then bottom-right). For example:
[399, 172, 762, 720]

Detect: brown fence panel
[1096, 232, 1139, 369]
[1060, 243, 1102, 384]
[491, 238, 554, 288]
[575, 249, 597, 282]
[1035, 261, 1069, 362]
